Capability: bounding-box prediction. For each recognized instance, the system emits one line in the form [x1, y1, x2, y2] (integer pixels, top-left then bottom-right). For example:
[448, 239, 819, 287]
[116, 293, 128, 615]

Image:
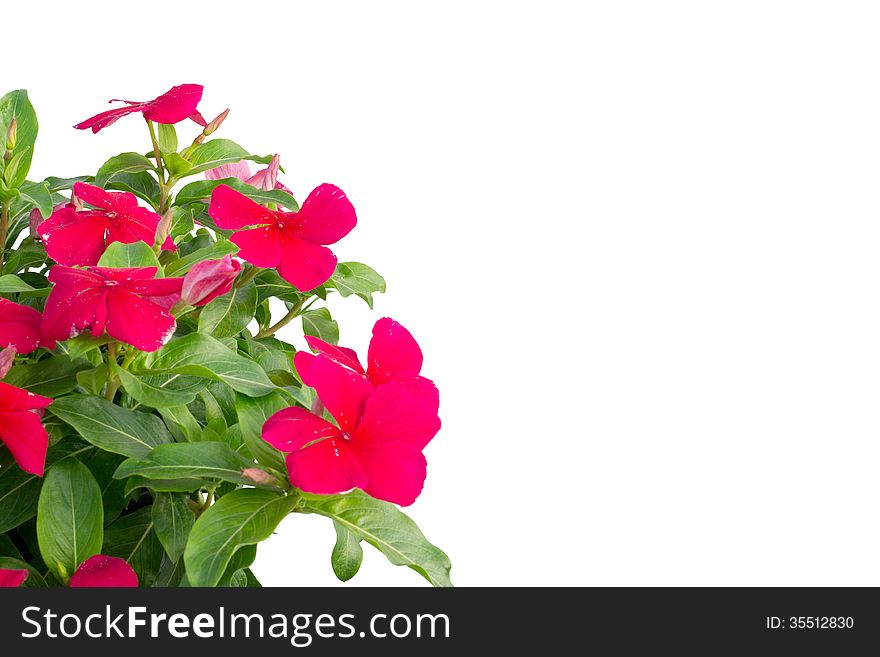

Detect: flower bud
[180, 254, 241, 306]
[3, 118, 15, 160]
[29, 208, 43, 240]
[156, 209, 173, 247]
[0, 346, 16, 379]
[241, 468, 279, 487]
[203, 108, 229, 136]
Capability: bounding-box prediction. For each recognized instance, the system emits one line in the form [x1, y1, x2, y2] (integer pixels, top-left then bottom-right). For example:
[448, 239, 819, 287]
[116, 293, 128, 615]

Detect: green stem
[105, 343, 121, 401]
[235, 265, 260, 289]
[254, 297, 307, 339]
[0, 201, 7, 272]
[146, 120, 171, 213]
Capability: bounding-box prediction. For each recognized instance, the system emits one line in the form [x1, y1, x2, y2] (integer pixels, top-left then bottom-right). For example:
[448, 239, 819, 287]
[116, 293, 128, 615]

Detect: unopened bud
[181, 254, 241, 306]
[156, 209, 173, 247]
[0, 346, 16, 378]
[241, 468, 279, 487]
[203, 109, 230, 136]
[29, 208, 43, 240]
[3, 118, 15, 160]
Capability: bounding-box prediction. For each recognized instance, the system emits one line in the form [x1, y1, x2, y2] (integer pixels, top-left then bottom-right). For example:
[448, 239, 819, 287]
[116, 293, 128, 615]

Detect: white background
[6, 1, 880, 585]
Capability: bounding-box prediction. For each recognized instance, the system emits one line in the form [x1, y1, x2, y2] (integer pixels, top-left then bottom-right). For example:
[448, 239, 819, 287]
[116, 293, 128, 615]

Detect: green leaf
[0, 90, 38, 188]
[216, 544, 257, 587]
[155, 554, 186, 587]
[184, 488, 296, 587]
[95, 152, 156, 188]
[302, 307, 339, 345]
[43, 175, 91, 192]
[105, 171, 161, 207]
[158, 405, 202, 442]
[164, 152, 193, 177]
[184, 139, 250, 177]
[114, 442, 265, 488]
[328, 262, 386, 309]
[198, 283, 257, 338]
[174, 178, 298, 209]
[234, 391, 288, 470]
[301, 490, 453, 587]
[49, 395, 174, 458]
[157, 124, 178, 153]
[36, 459, 103, 583]
[115, 363, 206, 408]
[4, 356, 90, 397]
[16, 181, 53, 219]
[0, 441, 94, 534]
[254, 270, 302, 303]
[152, 493, 195, 563]
[103, 506, 163, 587]
[3, 240, 46, 274]
[0, 273, 35, 293]
[124, 476, 206, 495]
[142, 333, 274, 397]
[331, 521, 363, 582]
[163, 240, 238, 276]
[76, 364, 109, 396]
[97, 241, 160, 269]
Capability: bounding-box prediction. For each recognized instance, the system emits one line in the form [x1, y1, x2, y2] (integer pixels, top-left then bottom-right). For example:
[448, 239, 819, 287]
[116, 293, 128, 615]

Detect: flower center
[275, 219, 286, 230]
[106, 211, 118, 219]
[341, 431, 353, 442]
[104, 280, 119, 287]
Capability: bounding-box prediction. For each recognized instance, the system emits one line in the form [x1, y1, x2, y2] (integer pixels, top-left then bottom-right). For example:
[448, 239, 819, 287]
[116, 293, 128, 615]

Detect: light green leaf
[302, 307, 339, 345]
[234, 391, 288, 470]
[328, 262, 386, 309]
[114, 442, 266, 488]
[331, 521, 363, 582]
[105, 171, 161, 207]
[165, 152, 193, 177]
[198, 283, 257, 338]
[184, 488, 296, 587]
[184, 139, 250, 177]
[16, 181, 53, 219]
[97, 241, 160, 269]
[0, 90, 38, 188]
[95, 152, 156, 188]
[163, 240, 238, 276]
[301, 490, 453, 587]
[152, 493, 195, 563]
[157, 124, 178, 153]
[114, 362, 207, 408]
[49, 395, 174, 458]
[0, 273, 35, 293]
[36, 460, 103, 583]
[142, 333, 274, 397]
[174, 178, 298, 209]
[4, 356, 90, 397]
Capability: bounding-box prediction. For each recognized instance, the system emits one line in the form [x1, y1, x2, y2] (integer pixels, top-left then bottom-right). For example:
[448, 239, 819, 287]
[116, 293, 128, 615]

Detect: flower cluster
[0, 84, 447, 589]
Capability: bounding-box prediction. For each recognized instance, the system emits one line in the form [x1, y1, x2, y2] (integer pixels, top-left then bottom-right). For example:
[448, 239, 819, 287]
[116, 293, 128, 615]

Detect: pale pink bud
[180, 254, 241, 306]
[0, 346, 16, 378]
[156, 209, 173, 247]
[241, 468, 278, 486]
[29, 208, 43, 240]
[203, 108, 229, 136]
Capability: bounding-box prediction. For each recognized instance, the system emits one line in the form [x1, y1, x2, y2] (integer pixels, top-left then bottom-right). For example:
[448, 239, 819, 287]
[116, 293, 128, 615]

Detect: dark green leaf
[184, 488, 296, 587]
[301, 490, 453, 587]
[162, 240, 238, 276]
[115, 362, 206, 408]
[152, 493, 195, 563]
[331, 521, 363, 582]
[4, 356, 90, 397]
[198, 283, 257, 338]
[234, 391, 288, 470]
[95, 152, 156, 188]
[114, 443, 266, 488]
[174, 177, 298, 209]
[105, 171, 161, 207]
[50, 395, 174, 458]
[103, 507, 163, 587]
[36, 459, 103, 583]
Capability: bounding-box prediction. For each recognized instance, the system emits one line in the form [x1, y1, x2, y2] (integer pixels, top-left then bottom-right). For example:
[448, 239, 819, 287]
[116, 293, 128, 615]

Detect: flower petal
[352, 445, 427, 506]
[262, 406, 341, 452]
[0, 569, 28, 588]
[245, 154, 280, 191]
[73, 104, 144, 133]
[0, 381, 52, 412]
[0, 410, 50, 476]
[142, 84, 204, 125]
[399, 375, 440, 415]
[290, 183, 357, 245]
[0, 299, 51, 354]
[205, 161, 251, 182]
[41, 268, 107, 342]
[70, 555, 138, 588]
[285, 438, 367, 495]
[38, 207, 109, 266]
[303, 355, 373, 433]
[354, 382, 440, 451]
[305, 335, 364, 374]
[367, 317, 424, 384]
[209, 184, 275, 230]
[276, 232, 337, 291]
[230, 226, 282, 268]
[106, 206, 160, 246]
[105, 290, 176, 352]
[73, 182, 117, 211]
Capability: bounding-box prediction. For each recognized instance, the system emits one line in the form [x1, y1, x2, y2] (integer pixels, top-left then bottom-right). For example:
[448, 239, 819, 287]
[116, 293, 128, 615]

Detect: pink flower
[0, 568, 29, 587]
[0, 298, 55, 354]
[180, 254, 241, 306]
[69, 555, 138, 588]
[37, 183, 160, 266]
[208, 183, 356, 291]
[41, 266, 183, 352]
[0, 381, 52, 476]
[295, 317, 439, 413]
[205, 154, 291, 193]
[262, 379, 440, 506]
[74, 84, 206, 134]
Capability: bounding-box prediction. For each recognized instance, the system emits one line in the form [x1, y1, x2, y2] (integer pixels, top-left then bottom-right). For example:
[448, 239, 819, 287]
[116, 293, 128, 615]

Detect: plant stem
[146, 119, 172, 213]
[254, 297, 307, 339]
[235, 265, 260, 289]
[105, 343, 120, 401]
[0, 201, 7, 272]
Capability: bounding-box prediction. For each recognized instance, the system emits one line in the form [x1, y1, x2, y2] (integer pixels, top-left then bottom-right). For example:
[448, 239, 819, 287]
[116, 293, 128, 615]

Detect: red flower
[41, 266, 183, 352]
[0, 381, 52, 476]
[74, 84, 206, 134]
[263, 379, 440, 506]
[208, 183, 356, 291]
[0, 568, 29, 587]
[0, 298, 55, 354]
[69, 555, 138, 588]
[295, 317, 439, 413]
[180, 254, 241, 306]
[37, 183, 160, 266]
